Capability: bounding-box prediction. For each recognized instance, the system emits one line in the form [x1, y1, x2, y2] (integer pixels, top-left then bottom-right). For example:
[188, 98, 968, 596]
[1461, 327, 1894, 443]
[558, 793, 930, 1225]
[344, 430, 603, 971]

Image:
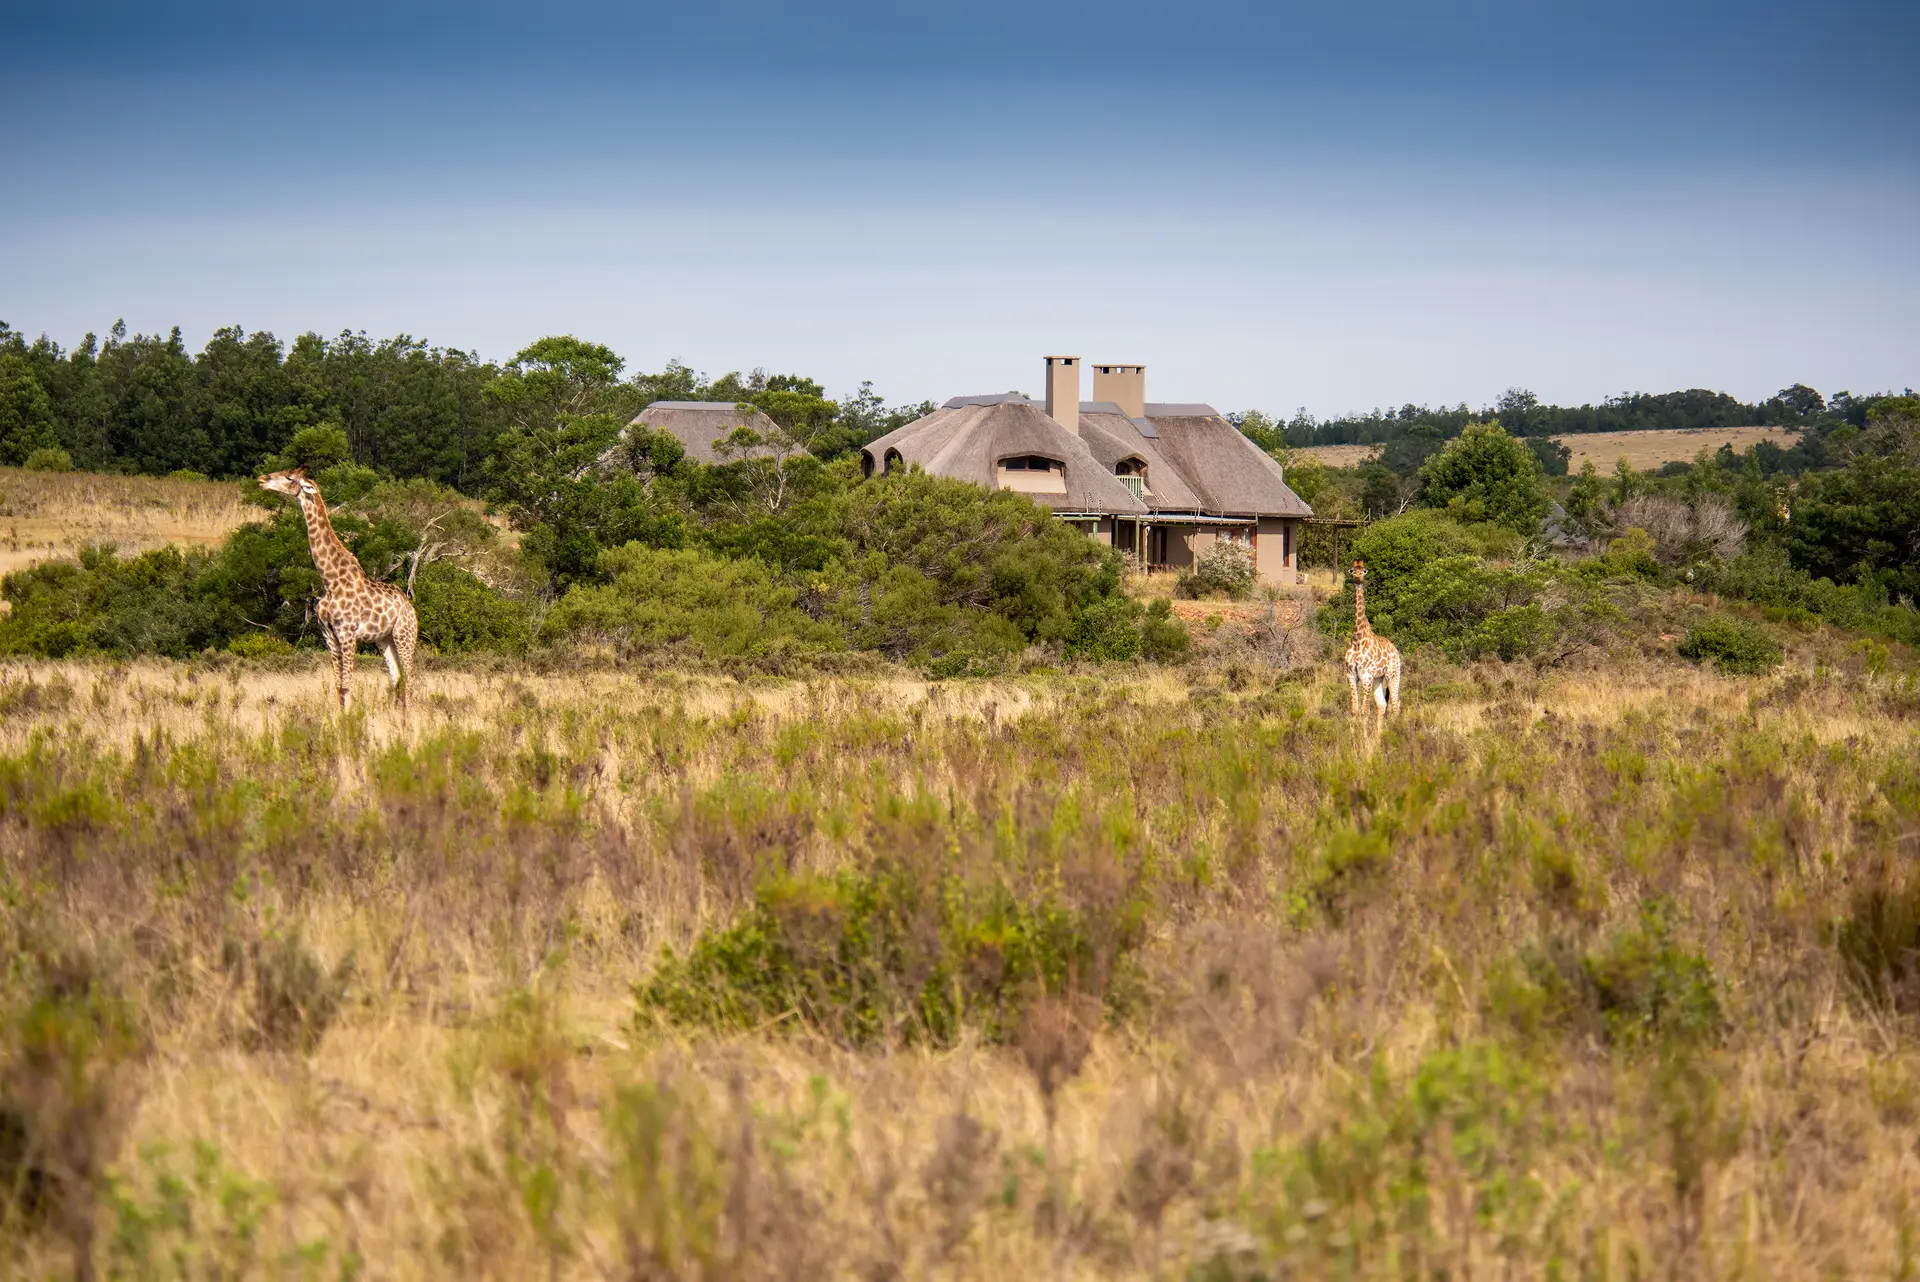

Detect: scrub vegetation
[4, 318, 1919, 1277]
[1, 642, 1917, 1278]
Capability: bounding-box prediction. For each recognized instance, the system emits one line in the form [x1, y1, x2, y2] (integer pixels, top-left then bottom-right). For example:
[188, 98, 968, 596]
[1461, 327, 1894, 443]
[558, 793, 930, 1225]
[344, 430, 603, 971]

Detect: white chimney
[1093, 363, 1146, 418]
[1043, 355, 1080, 435]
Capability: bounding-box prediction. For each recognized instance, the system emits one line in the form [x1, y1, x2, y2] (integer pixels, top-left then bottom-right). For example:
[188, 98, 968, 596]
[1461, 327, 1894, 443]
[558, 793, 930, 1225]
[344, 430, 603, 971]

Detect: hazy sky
[3, 0, 1915, 416]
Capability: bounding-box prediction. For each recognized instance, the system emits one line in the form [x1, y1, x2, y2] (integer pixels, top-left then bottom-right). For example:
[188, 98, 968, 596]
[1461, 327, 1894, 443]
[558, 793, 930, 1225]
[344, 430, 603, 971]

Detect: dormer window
[996, 454, 1067, 495]
[1115, 456, 1149, 498]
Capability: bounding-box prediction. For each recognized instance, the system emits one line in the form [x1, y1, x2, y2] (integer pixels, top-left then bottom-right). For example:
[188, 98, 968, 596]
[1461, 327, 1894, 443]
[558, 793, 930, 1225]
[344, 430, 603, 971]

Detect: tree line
[0, 319, 934, 488]
[1234, 382, 1913, 450]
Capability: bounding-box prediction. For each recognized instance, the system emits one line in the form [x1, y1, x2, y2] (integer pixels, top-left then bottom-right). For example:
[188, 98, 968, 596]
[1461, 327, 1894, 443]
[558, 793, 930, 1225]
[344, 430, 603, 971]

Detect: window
[1000, 456, 1058, 472]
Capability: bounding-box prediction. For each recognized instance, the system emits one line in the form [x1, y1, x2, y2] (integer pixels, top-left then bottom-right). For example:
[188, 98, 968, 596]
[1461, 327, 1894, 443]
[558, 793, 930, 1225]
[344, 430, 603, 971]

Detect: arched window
[884, 449, 904, 473]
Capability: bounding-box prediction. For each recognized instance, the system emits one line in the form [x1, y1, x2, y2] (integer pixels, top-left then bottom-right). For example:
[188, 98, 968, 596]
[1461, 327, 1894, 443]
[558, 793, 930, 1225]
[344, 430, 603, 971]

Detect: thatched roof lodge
[860, 357, 1312, 585]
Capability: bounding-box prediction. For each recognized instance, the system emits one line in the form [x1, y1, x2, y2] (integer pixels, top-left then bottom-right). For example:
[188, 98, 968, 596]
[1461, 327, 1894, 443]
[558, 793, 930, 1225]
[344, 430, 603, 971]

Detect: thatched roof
[1140, 408, 1314, 518]
[620, 401, 794, 465]
[1074, 408, 1208, 512]
[862, 400, 1149, 515]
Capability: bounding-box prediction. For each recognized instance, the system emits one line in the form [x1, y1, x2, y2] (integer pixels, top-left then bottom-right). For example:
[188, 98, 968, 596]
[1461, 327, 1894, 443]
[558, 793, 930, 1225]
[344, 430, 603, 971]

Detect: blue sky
[3, 0, 1915, 415]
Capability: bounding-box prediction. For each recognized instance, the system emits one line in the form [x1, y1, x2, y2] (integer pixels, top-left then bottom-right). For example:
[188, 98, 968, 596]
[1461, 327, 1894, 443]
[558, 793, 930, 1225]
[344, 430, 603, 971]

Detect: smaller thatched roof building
[621, 401, 795, 465]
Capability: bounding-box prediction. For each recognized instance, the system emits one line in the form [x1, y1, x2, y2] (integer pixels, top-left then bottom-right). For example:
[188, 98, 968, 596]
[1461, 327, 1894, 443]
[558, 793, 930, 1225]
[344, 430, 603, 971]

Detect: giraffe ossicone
[259, 466, 418, 715]
[1344, 558, 1402, 725]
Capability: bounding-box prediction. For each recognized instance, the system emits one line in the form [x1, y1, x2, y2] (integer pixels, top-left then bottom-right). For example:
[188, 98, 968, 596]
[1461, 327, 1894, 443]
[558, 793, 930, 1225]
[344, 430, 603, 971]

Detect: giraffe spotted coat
[1344, 559, 1401, 722]
[259, 467, 418, 714]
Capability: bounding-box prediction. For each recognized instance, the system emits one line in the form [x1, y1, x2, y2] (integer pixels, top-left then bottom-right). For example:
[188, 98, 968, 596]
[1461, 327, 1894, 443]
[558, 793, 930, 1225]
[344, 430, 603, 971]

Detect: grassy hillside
[1292, 426, 1803, 473]
[0, 466, 255, 578]
[2, 653, 1917, 1278]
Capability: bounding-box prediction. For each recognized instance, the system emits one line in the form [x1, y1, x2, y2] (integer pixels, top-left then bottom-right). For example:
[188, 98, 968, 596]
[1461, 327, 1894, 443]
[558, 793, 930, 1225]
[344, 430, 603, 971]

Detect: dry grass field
[1556, 427, 1802, 473]
[0, 468, 257, 578]
[2, 649, 1918, 1279]
[1290, 427, 1801, 473]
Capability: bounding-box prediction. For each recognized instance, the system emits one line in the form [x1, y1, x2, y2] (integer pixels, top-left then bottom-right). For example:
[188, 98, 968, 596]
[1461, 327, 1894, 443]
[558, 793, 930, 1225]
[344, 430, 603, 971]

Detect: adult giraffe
[1344, 559, 1401, 724]
[259, 467, 418, 714]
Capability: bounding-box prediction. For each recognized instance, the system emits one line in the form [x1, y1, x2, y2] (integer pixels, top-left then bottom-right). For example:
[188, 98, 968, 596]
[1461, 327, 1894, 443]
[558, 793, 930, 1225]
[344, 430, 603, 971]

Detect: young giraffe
[1344, 559, 1402, 724]
[259, 467, 418, 715]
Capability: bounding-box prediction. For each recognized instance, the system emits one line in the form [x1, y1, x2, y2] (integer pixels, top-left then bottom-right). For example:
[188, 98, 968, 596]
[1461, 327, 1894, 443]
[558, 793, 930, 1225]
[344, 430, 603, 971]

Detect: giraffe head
[1351, 559, 1367, 583]
[259, 467, 317, 501]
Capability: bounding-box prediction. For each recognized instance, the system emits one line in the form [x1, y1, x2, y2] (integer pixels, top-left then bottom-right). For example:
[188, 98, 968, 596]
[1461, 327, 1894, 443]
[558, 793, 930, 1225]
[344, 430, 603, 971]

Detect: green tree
[0, 353, 59, 464]
[1418, 420, 1549, 533]
[1565, 460, 1609, 543]
[1784, 456, 1920, 600]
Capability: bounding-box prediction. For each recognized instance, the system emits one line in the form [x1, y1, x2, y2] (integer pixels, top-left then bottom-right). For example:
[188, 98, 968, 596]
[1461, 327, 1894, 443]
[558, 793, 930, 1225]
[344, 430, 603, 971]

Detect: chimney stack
[1093, 363, 1146, 418]
[1043, 356, 1080, 436]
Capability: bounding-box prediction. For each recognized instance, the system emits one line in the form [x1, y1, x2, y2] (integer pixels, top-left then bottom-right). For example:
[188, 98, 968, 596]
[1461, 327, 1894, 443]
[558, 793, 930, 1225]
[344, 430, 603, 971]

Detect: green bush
[413, 561, 533, 655]
[22, 447, 74, 473]
[226, 631, 294, 659]
[1316, 514, 1573, 660]
[1180, 541, 1256, 600]
[544, 543, 842, 661]
[1418, 421, 1551, 534]
[1697, 546, 1920, 646]
[636, 861, 1147, 1047]
[1677, 617, 1781, 675]
[1495, 907, 1724, 1048]
[1064, 596, 1189, 663]
[0, 546, 229, 659]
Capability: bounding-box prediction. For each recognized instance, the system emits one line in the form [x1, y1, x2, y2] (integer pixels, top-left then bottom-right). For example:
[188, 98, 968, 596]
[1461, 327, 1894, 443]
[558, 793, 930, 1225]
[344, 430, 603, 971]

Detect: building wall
[1256, 517, 1298, 585]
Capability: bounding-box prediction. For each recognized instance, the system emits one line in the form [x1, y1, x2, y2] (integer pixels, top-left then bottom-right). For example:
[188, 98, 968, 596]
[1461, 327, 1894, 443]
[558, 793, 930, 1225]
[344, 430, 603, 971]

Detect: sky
[2, 0, 1916, 417]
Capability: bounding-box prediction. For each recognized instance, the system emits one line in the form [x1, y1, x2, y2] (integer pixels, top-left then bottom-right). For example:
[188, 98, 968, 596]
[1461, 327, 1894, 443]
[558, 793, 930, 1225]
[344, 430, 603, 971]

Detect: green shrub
[829, 470, 1125, 647]
[413, 561, 533, 655]
[1495, 907, 1724, 1048]
[1180, 541, 1256, 600]
[0, 546, 229, 659]
[1677, 617, 1781, 675]
[1064, 596, 1189, 663]
[636, 861, 1147, 1047]
[22, 447, 74, 473]
[226, 631, 294, 659]
[544, 543, 842, 661]
[1317, 517, 1574, 660]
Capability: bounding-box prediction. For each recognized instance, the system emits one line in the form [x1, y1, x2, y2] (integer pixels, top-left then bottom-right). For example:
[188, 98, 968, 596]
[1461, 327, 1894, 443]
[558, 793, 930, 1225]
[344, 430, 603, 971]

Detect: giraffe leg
[394, 608, 417, 718]
[334, 627, 353, 711]
[321, 624, 346, 710]
[1373, 677, 1389, 722]
[1348, 667, 1361, 716]
[1387, 661, 1403, 716]
[380, 640, 401, 692]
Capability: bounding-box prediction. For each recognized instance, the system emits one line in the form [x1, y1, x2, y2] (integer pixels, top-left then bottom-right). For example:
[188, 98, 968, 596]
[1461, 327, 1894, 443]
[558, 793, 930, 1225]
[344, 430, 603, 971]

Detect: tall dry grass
[0, 653, 1917, 1278]
[0, 468, 257, 578]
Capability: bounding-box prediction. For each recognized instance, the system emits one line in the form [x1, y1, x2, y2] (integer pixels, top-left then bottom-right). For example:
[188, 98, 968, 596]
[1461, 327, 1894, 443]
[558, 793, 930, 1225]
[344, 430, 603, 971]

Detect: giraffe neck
[298, 488, 365, 595]
[1354, 579, 1373, 637]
